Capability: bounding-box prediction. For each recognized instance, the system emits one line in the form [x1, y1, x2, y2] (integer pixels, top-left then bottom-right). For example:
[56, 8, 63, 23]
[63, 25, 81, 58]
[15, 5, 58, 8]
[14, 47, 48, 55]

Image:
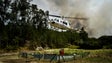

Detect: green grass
[42, 48, 112, 63]
[1, 48, 111, 63]
[74, 49, 112, 63]
[34, 48, 112, 63]
[84, 57, 112, 63]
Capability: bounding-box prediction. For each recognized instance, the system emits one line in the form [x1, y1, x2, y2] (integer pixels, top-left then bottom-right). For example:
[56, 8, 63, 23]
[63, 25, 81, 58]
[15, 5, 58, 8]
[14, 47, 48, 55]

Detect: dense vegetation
[0, 0, 112, 51]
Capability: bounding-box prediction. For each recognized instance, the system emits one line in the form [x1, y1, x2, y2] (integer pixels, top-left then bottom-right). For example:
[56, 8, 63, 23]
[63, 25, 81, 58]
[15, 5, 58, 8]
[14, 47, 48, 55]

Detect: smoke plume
[31, 0, 112, 38]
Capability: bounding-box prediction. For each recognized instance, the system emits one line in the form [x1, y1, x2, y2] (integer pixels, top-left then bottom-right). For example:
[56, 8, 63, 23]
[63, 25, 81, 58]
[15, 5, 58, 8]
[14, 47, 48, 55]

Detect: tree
[99, 36, 112, 49]
[79, 27, 88, 41]
[0, 0, 11, 49]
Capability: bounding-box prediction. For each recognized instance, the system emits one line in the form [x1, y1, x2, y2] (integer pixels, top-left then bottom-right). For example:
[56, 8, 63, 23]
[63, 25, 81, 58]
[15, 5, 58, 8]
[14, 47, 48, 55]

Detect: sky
[31, 0, 112, 38]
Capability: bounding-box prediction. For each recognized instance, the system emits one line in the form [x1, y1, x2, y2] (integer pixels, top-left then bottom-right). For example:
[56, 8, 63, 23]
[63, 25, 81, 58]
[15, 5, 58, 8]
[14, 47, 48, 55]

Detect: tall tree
[0, 0, 11, 49]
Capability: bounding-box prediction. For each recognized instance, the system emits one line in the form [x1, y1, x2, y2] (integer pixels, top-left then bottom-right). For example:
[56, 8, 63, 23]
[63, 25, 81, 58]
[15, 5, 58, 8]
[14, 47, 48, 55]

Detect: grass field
[0, 49, 112, 63]
[43, 48, 112, 63]
[71, 49, 112, 63]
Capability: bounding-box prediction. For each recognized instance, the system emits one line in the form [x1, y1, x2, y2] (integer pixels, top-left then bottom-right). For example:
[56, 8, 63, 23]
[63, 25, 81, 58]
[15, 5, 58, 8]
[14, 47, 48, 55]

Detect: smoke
[31, 0, 112, 38]
[87, 0, 112, 37]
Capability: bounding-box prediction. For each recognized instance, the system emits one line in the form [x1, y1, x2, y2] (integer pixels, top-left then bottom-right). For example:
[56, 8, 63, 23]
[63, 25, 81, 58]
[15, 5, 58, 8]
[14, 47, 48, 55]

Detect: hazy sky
[31, 0, 112, 38]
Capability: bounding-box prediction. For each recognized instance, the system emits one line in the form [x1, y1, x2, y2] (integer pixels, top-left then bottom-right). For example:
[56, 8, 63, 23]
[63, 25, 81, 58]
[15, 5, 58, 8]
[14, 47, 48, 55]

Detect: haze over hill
[31, 0, 112, 38]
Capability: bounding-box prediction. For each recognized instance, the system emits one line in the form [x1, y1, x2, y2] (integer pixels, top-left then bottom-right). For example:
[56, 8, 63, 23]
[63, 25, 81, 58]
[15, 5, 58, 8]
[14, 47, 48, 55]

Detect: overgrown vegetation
[0, 0, 112, 52]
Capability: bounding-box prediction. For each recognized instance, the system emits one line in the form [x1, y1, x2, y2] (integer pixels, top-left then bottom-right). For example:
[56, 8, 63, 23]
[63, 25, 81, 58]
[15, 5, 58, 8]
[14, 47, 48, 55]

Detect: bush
[103, 45, 112, 49]
[68, 45, 79, 49]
